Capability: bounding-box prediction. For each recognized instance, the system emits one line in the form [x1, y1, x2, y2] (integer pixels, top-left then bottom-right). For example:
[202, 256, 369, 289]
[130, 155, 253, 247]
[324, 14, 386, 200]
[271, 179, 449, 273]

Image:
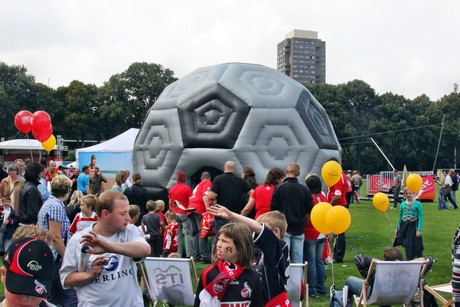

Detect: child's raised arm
[208, 204, 263, 234]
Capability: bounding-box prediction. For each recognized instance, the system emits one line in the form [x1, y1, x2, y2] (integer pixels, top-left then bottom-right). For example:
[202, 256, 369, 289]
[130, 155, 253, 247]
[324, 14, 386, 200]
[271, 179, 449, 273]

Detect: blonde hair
[96, 190, 128, 216]
[51, 175, 72, 197]
[69, 190, 84, 206]
[165, 210, 177, 221]
[155, 200, 165, 211]
[12, 225, 52, 244]
[256, 211, 288, 239]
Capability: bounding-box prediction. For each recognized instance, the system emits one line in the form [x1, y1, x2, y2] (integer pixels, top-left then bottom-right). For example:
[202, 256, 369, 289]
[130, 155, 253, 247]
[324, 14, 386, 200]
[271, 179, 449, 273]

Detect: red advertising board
[367, 174, 435, 201]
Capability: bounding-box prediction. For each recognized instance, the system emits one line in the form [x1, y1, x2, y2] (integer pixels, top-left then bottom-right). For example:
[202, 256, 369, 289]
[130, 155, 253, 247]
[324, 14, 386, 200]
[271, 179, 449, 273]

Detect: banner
[367, 174, 435, 201]
[144, 257, 195, 305]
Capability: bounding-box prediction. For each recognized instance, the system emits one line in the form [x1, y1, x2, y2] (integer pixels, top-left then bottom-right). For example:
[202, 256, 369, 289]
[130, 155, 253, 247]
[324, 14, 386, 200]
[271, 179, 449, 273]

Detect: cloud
[1, 0, 459, 100]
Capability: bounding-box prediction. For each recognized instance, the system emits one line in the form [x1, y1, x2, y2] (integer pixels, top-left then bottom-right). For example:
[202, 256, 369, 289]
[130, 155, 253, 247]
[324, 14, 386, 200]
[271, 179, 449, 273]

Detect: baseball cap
[3, 237, 54, 298]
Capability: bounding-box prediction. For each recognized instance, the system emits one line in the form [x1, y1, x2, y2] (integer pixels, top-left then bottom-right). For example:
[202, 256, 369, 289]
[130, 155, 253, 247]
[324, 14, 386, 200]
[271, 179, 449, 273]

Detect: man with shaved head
[208, 161, 253, 234]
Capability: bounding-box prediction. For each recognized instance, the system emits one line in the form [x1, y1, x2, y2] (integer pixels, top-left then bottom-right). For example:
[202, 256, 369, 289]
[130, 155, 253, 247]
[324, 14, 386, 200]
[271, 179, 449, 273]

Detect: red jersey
[163, 222, 179, 254]
[327, 171, 347, 206]
[252, 183, 275, 219]
[156, 211, 165, 236]
[188, 179, 212, 215]
[304, 193, 328, 240]
[69, 212, 98, 234]
[169, 183, 192, 214]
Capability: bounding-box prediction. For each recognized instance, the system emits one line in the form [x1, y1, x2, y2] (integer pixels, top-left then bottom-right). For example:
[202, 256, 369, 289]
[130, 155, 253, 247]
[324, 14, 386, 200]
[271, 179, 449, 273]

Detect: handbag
[445, 186, 452, 196]
[322, 237, 333, 264]
[200, 212, 215, 239]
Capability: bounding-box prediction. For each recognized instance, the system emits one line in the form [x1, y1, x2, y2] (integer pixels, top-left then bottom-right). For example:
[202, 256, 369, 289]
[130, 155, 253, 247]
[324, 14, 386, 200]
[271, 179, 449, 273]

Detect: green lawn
[4, 193, 454, 307]
[195, 196, 456, 306]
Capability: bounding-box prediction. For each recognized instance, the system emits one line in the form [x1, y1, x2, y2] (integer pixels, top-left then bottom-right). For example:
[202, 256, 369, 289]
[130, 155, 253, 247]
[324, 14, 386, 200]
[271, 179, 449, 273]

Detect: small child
[0, 196, 18, 253]
[69, 195, 98, 235]
[142, 200, 162, 257]
[129, 204, 141, 225]
[163, 210, 179, 257]
[154, 200, 166, 254]
[208, 204, 290, 306]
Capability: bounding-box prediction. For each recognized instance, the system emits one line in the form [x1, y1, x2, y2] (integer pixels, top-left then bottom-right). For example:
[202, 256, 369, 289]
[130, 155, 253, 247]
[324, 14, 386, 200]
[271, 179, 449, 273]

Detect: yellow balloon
[310, 202, 332, 234]
[321, 161, 342, 187]
[326, 206, 351, 235]
[372, 192, 390, 212]
[41, 135, 56, 152]
[406, 173, 423, 193]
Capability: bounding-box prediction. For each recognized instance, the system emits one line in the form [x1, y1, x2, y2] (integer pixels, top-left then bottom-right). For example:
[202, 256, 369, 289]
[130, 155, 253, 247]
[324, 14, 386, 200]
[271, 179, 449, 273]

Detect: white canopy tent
[0, 139, 57, 150]
[76, 128, 139, 177]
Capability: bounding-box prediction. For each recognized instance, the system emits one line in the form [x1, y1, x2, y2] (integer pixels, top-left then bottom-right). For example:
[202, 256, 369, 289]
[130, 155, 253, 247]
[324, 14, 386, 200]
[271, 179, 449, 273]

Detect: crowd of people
[0, 157, 458, 306]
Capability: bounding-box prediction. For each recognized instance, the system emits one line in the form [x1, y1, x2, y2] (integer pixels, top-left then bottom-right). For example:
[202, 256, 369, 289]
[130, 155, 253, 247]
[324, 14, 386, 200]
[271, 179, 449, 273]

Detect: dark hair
[383, 247, 403, 261]
[305, 174, 323, 194]
[82, 165, 89, 172]
[132, 173, 142, 184]
[264, 167, 285, 185]
[24, 162, 41, 182]
[242, 167, 257, 189]
[176, 171, 187, 183]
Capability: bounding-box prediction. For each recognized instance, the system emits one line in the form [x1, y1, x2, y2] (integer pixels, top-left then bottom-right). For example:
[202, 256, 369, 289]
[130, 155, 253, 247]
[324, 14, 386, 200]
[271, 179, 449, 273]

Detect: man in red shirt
[186, 171, 212, 263]
[327, 158, 348, 263]
[168, 171, 192, 257]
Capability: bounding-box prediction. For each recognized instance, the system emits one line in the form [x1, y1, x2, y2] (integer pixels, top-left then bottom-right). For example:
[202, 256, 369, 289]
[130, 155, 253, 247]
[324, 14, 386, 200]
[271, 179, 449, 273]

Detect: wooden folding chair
[424, 282, 454, 307]
[354, 260, 426, 307]
[287, 261, 309, 307]
[143, 257, 198, 306]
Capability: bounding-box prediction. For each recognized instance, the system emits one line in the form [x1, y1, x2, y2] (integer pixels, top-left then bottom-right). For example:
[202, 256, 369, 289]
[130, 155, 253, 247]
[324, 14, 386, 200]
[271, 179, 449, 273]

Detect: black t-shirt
[210, 173, 252, 213]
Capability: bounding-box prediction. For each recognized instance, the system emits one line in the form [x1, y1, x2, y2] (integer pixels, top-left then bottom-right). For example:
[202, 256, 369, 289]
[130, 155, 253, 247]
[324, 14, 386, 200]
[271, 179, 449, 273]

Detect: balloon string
[26, 134, 34, 161]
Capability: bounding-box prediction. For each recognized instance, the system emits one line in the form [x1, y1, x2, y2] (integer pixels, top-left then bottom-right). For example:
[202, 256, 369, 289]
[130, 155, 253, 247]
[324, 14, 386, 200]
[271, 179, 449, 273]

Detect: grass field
[192, 195, 456, 306]
[2, 191, 455, 306]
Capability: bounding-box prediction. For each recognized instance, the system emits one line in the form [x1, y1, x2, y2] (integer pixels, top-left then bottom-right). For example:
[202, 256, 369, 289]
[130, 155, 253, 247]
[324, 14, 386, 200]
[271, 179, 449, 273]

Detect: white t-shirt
[60, 223, 148, 307]
[446, 175, 453, 187]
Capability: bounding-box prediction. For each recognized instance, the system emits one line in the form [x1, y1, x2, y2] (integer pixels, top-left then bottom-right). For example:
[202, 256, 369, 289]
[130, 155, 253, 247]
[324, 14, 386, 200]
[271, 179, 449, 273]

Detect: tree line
[1, 61, 458, 174]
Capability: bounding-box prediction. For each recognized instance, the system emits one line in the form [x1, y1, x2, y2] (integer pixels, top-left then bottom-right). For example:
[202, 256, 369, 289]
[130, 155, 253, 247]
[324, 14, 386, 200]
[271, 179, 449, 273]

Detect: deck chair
[424, 282, 454, 307]
[143, 257, 198, 306]
[287, 261, 309, 307]
[354, 260, 426, 306]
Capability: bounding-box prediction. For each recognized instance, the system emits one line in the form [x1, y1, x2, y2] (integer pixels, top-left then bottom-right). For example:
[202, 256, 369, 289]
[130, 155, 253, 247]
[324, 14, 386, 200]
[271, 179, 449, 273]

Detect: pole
[432, 115, 445, 174]
[370, 137, 395, 170]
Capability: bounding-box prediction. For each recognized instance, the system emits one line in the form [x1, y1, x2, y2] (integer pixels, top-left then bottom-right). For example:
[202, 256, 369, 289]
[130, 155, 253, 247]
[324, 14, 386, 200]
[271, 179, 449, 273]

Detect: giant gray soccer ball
[133, 63, 341, 195]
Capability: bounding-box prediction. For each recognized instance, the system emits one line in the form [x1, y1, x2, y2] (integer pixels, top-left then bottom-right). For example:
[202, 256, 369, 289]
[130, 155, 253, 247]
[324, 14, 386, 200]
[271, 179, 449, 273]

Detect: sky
[1, 0, 459, 101]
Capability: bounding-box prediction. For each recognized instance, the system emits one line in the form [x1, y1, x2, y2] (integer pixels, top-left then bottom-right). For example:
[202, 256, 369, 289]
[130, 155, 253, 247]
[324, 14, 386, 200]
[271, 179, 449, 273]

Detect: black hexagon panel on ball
[133, 63, 341, 196]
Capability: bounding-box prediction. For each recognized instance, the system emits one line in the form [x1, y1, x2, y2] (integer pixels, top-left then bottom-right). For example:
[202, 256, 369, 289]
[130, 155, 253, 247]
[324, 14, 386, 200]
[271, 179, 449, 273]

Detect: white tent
[77, 128, 139, 177]
[0, 139, 57, 150]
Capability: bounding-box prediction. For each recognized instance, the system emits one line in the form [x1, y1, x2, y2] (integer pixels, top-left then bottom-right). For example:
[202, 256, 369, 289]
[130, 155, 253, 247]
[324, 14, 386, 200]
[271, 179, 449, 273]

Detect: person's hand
[80, 231, 111, 254]
[208, 204, 233, 221]
[416, 230, 422, 237]
[90, 256, 107, 276]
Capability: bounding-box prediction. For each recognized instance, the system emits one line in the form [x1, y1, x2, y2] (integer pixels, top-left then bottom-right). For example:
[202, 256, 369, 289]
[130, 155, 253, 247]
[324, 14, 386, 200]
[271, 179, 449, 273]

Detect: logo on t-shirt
[103, 255, 119, 271]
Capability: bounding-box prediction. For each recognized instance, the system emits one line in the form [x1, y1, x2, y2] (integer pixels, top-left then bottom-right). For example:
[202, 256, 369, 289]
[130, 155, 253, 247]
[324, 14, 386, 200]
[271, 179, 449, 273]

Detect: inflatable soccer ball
[133, 63, 340, 195]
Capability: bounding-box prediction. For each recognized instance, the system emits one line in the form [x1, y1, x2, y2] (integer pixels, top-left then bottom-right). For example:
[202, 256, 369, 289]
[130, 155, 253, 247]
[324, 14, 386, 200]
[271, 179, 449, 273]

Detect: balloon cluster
[311, 161, 352, 235]
[14, 110, 56, 152]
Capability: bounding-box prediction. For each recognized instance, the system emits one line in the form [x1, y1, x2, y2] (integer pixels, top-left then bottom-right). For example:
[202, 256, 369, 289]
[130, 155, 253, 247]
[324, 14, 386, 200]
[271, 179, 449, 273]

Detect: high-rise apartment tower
[277, 29, 326, 84]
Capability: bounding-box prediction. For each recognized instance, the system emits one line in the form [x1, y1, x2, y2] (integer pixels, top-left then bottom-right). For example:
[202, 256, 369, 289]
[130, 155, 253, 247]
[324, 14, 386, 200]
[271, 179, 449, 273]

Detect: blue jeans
[304, 238, 327, 295]
[185, 213, 211, 261]
[438, 187, 449, 210]
[175, 213, 188, 257]
[283, 232, 304, 264]
[332, 276, 364, 307]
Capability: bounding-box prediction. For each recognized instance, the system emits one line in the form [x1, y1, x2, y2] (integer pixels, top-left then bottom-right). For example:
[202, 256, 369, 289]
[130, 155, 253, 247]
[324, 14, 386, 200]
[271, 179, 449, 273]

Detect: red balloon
[14, 110, 33, 133]
[31, 111, 51, 134]
[32, 124, 53, 142]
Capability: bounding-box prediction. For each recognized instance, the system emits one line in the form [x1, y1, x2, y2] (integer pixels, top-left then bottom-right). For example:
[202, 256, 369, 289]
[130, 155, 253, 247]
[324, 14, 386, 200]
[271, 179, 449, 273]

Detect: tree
[53, 81, 100, 147]
[98, 62, 177, 137]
